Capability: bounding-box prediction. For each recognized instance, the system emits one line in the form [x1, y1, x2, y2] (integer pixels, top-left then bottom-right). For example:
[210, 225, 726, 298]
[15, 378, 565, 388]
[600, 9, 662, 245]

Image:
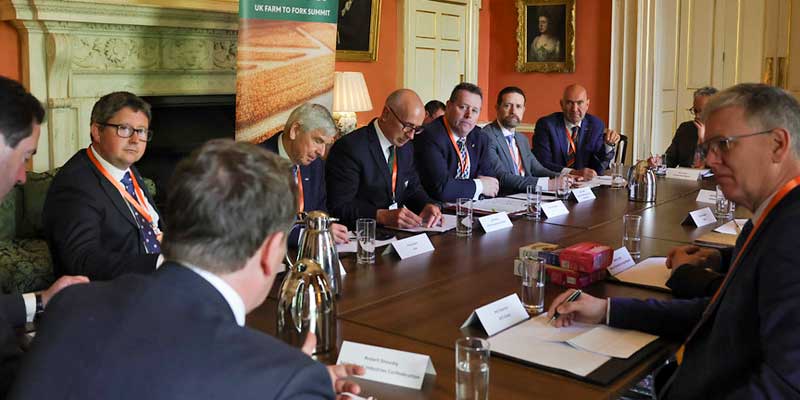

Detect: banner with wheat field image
[236, 0, 339, 143]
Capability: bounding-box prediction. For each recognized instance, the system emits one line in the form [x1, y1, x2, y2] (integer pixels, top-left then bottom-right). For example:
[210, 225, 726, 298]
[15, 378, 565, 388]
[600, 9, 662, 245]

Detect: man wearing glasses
[326, 89, 442, 229]
[43, 92, 162, 280]
[663, 86, 718, 167]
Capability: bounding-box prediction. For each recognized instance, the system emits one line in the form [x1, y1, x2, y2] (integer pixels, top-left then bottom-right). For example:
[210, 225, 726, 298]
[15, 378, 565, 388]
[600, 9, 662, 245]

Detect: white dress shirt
[500, 125, 525, 177]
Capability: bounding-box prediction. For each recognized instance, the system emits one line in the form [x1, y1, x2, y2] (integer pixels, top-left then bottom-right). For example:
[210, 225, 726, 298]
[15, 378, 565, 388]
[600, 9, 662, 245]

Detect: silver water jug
[627, 160, 657, 202]
[276, 258, 336, 354]
[297, 211, 343, 296]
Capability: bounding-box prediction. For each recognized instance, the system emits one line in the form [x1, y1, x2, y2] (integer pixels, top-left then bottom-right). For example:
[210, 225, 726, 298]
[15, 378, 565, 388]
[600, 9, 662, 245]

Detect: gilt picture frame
[336, 0, 381, 62]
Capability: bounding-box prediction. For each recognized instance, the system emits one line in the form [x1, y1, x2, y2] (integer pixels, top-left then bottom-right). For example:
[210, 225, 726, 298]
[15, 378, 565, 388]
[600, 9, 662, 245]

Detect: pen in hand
[548, 289, 583, 325]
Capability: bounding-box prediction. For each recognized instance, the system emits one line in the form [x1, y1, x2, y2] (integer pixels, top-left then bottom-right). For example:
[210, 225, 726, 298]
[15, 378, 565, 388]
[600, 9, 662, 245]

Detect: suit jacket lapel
[366, 125, 393, 196]
[556, 118, 570, 161]
[491, 123, 516, 173]
[88, 158, 138, 229]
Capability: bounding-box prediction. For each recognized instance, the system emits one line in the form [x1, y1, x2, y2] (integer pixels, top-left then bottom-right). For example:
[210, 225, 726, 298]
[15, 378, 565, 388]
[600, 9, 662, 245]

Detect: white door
[763, 0, 800, 99]
[403, 0, 479, 104]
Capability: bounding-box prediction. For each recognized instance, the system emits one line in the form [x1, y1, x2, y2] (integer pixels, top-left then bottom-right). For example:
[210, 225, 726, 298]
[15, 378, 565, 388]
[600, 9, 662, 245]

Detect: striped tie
[506, 135, 520, 176]
[121, 172, 161, 254]
[457, 138, 469, 179]
[566, 126, 578, 168]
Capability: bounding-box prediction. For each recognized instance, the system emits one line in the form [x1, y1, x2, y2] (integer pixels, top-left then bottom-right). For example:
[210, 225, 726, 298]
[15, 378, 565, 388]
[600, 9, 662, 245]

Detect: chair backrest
[616, 134, 629, 164]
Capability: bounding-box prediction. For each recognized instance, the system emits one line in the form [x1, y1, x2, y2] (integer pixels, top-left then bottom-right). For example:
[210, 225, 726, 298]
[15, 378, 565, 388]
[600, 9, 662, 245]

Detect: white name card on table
[478, 212, 513, 233]
[695, 189, 717, 204]
[387, 233, 434, 260]
[570, 187, 596, 203]
[337, 341, 436, 390]
[666, 167, 709, 181]
[608, 247, 637, 275]
[541, 200, 569, 218]
[461, 293, 530, 336]
[682, 207, 717, 227]
[713, 218, 748, 235]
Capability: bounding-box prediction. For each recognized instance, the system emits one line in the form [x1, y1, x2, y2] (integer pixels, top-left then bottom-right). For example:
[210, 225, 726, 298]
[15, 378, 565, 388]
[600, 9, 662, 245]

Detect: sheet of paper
[394, 214, 458, 233]
[472, 197, 528, 214]
[336, 234, 397, 254]
[695, 189, 717, 204]
[614, 257, 670, 290]
[567, 326, 658, 359]
[507, 192, 559, 201]
[713, 218, 748, 235]
[515, 314, 596, 342]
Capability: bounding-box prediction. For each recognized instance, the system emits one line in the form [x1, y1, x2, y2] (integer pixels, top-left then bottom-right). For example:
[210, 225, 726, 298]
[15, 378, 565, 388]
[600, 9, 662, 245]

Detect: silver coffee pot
[627, 160, 657, 202]
[296, 211, 343, 296]
[276, 258, 336, 354]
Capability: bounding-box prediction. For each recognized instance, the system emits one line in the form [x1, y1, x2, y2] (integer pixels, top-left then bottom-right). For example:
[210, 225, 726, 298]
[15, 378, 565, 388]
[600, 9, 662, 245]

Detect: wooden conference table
[248, 176, 746, 399]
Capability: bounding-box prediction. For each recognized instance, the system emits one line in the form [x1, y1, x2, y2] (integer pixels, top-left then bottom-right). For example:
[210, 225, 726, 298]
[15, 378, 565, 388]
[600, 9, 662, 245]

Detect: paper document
[613, 257, 671, 290]
[336, 234, 397, 254]
[713, 219, 748, 235]
[567, 326, 659, 358]
[472, 197, 528, 214]
[507, 192, 558, 201]
[393, 214, 457, 233]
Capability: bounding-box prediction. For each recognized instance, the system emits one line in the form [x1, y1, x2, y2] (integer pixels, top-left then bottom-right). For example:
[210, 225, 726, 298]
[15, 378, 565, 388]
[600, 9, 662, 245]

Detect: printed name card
[695, 189, 717, 204]
[570, 187, 596, 203]
[541, 200, 570, 218]
[337, 341, 436, 390]
[389, 233, 434, 260]
[666, 168, 703, 181]
[478, 212, 513, 233]
[536, 177, 549, 191]
[608, 247, 636, 276]
[461, 293, 530, 336]
[682, 207, 717, 227]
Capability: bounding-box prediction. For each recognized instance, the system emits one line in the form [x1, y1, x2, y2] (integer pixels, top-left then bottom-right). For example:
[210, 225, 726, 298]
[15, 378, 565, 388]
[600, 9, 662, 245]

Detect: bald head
[560, 84, 590, 124]
[378, 89, 425, 147]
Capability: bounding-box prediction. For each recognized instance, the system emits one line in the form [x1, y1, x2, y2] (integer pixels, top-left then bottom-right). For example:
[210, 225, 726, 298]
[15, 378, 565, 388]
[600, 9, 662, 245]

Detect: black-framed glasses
[687, 107, 701, 116]
[387, 106, 424, 135]
[100, 123, 153, 142]
[698, 129, 774, 157]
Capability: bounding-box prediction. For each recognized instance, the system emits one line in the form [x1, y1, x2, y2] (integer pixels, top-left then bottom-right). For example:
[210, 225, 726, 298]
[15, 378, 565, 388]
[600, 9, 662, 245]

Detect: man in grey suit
[482, 86, 559, 195]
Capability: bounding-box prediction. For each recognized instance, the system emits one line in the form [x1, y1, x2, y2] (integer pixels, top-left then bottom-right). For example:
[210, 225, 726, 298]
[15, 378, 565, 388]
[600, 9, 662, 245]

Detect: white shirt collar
[498, 122, 515, 138]
[90, 145, 129, 182]
[564, 118, 582, 131]
[276, 132, 292, 163]
[181, 261, 246, 327]
[373, 120, 394, 161]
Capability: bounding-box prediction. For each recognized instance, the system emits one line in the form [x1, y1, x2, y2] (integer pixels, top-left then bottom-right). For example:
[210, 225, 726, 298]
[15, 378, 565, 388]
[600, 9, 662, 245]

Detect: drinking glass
[455, 337, 490, 400]
[611, 162, 626, 188]
[526, 184, 543, 221]
[556, 175, 570, 199]
[456, 198, 473, 237]
[623, 214, 642, 257]
[656, 153, 668, 176]
[356, 218, 376, 264]
[520, 257, 546, 313]
[715, 185, 733, 220]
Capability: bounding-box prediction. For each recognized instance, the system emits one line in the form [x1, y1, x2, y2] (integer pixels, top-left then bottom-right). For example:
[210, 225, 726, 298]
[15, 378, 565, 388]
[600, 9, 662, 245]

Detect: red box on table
[545, 265, 608, 289]
[558, 242, 613, 273]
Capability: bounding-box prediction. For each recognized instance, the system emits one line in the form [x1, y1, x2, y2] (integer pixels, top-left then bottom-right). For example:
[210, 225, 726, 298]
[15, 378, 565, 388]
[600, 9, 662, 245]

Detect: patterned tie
[457, 138, 470, 179]
[566, 126, 579, 167]
[388, 145, 395, 173]
[506, 135, 520, 176]
[121, 172, 161, 254]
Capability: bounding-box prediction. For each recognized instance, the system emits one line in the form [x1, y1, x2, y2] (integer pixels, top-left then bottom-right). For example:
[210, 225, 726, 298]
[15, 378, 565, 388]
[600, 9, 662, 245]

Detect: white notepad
[613, 257, 671, 290]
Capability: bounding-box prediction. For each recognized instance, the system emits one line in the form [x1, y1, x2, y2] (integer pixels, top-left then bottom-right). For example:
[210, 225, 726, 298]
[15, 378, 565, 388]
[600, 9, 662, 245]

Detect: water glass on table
[525, 184, 543, 221]
[356, 218, 376, 264]
[456, 198, 474, 237]
[611, 162, 626, 188]
[520, 256, 546, 313]
[623, 214, 642, 258]
[455, 337, 490, 400]
[715, 185, 734, 220]
[556, 175, 571, 199]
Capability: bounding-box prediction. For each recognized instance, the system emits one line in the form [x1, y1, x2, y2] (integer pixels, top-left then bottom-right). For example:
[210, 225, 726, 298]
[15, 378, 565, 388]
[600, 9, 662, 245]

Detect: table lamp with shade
[332, 71, 373, 136]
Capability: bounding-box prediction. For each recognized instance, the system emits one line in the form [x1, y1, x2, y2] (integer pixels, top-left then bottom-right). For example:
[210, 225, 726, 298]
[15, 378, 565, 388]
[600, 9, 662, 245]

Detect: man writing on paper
[326, 89, 442, 229]
[548, 84, 800, 398]
[259, 103, 348, 246]
[43, 92, 161, 280]
[414, 83, 501, 202]
[10, 140, 365, 399]
[481, 86, 560, 195]
[532, 84, 620, 180]
[0, 76, 89, 398]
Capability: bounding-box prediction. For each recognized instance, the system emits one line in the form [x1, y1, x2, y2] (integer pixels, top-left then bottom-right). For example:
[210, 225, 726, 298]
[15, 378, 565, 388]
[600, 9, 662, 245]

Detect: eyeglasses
[387, 106, 424, 135]
[687, 107, 701, 116]
[100, 123, 153, 142]
[698, 129, 774, 157]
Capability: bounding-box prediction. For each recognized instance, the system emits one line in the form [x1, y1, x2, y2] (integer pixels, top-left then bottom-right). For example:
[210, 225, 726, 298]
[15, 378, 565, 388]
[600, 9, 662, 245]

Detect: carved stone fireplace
[0, 0, 239, 171]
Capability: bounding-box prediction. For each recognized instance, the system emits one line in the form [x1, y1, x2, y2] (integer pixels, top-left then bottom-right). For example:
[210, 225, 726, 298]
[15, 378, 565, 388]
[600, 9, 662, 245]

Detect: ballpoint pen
[548, 289, 582, 325]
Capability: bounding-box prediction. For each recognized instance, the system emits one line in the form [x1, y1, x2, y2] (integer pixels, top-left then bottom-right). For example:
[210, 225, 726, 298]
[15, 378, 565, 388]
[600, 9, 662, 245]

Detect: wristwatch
[35, 293, 44, 314]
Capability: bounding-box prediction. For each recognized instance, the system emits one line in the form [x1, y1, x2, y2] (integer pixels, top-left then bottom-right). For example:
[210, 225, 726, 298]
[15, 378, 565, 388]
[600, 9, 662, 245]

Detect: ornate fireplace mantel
[0, 0, 239, 170]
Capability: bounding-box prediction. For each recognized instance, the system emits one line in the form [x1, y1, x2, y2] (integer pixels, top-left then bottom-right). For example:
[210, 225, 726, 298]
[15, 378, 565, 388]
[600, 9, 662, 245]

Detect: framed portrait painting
[516, 0, 575, 73]
[336, 0, 381, 62]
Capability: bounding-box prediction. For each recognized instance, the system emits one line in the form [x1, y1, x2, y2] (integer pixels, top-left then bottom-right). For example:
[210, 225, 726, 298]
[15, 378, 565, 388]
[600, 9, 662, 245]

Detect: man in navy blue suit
[414, 83, 500, 202]
[259, 103, 348, 246]
[326, 89, 442, 229]
[548, 84, 800, 398]
[10, 140, 365, 400]
[533, 84, 620, 179]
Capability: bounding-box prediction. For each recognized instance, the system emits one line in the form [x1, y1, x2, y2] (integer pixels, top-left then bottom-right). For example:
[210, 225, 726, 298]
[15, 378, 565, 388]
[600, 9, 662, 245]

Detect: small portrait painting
[336, 0, 381, 62]
[516, 0, 575, 73]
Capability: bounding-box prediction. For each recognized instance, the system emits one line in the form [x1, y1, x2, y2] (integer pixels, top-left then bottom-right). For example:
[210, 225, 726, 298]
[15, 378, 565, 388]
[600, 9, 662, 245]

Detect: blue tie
[121, 172, 161, 254]
[505, 135, 520, 176]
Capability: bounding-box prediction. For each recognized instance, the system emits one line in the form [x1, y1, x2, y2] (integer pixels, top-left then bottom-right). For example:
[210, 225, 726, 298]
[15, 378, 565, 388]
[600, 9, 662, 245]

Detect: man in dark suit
[549, 84, 800, 398]
[423, 100, 445, 125]
[326, 89, 442, 229]
[10, 140, 365, 400]
[260, 103, 348, 246]
[663, 86, 718, 167]
[414, 83, 500, 202]
[482, 86, 559, 195]
[43, 92, 162, 280]
[0, 76, 88, 397]
[532, 84, 620, 179]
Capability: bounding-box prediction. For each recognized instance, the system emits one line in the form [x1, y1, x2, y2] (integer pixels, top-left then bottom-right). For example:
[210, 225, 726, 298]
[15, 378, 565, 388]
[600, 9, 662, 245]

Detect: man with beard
[482, 86, 560, 195]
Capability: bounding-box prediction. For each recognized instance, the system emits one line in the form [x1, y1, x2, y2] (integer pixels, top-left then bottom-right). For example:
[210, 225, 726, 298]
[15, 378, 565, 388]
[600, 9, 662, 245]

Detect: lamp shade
[332, 72, 373, 113]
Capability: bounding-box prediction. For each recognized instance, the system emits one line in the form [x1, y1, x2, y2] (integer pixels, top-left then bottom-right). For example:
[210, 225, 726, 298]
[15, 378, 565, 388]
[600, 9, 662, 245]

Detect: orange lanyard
[444, 118, 470, 176]
[86, 148, 155, 226]
[296, 167, 304, 213]
[506, 138, 525, 175]
[565, 126, 577, 154]
[390, 149, 398, 202]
